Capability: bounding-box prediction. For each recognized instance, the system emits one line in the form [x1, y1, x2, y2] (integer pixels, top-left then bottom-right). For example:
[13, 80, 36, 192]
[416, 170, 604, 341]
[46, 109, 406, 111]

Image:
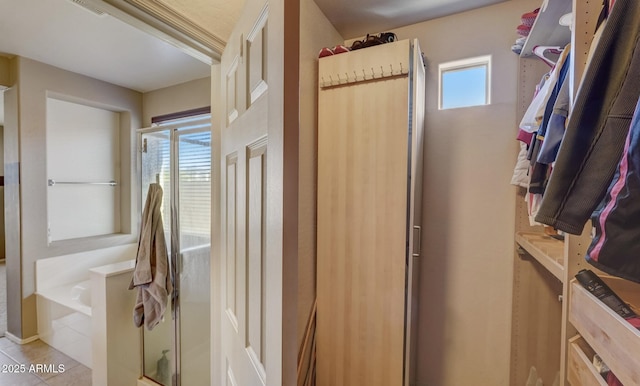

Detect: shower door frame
[138, 115, 212, 386]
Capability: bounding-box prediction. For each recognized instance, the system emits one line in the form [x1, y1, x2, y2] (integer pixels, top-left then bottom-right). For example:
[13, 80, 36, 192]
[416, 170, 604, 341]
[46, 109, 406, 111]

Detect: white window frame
[438, 55, 492, 110]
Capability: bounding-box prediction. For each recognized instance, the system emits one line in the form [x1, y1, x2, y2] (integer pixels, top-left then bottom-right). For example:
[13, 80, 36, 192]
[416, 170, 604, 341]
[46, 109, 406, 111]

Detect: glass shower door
[139, 116, 211, 386]
[175, 129, 211, 386]
[140, 129, 174, 386]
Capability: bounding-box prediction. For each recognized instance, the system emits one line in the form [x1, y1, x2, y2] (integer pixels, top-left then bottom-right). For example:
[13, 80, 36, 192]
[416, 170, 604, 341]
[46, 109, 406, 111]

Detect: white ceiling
[0, 0, 211, 93]
[314, 0, 509, 38]
[0, 0, 510, 126]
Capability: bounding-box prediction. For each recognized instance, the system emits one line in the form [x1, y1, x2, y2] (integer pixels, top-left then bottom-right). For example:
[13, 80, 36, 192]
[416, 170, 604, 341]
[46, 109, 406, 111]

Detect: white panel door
[218, 2, 276, 385]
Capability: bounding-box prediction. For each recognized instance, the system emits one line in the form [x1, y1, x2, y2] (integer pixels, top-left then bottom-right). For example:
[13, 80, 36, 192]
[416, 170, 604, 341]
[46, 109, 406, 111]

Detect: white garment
[520, 72, 552, 132]
[519, 44, 572, 133]
[525, 191, 543, 227]
[511, 141, 531, 188]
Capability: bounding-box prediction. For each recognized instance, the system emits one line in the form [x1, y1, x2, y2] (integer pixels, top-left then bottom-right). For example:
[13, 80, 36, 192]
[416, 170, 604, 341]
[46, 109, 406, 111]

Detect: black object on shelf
[575, 269, 640, 329]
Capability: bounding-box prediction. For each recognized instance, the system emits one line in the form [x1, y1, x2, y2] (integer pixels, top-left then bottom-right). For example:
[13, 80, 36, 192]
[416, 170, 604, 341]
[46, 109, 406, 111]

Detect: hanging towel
[129, 183, 172, 330]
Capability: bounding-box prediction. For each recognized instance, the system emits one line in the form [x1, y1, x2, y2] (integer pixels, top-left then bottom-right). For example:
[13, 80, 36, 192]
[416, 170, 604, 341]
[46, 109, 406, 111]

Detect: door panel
[225, 154, 239, 331]
[219, 2, 274, 385]
[246, 139, 267, 381]
[316, 64, 411, 386]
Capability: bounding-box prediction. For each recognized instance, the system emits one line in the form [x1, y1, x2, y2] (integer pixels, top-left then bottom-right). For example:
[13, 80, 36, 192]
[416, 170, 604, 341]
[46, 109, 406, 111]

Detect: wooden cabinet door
[317, 40, 419, 386]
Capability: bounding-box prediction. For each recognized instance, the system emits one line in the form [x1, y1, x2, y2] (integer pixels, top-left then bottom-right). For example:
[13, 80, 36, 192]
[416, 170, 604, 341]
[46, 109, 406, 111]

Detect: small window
[438, 55, 491, 110]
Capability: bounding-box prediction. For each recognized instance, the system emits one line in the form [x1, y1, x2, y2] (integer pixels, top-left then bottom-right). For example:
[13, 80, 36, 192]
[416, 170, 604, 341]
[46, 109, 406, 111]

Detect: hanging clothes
[535, 0, 640, 234]
[519, 45, 570, 135]
[519, 71, 553, 134]
[511, 74, 549, 190]
[586, 97, 640, 283]
[511, 46, 571, 225]
[528, 48, 571, 195]
[536, 77, 570, 165]
[130, 183, 173, 330]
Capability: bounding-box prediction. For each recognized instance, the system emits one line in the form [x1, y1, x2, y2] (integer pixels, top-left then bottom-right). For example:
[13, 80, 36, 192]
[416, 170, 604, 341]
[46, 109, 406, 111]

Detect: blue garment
[537, 77, 570, 164]
[528, 51, 571, 194]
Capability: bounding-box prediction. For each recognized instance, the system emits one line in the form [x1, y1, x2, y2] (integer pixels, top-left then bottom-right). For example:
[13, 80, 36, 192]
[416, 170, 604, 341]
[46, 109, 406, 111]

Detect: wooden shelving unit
[510, 0, 624, 385]
[567, 336, 607, 386]
[516, 232, 564, 281]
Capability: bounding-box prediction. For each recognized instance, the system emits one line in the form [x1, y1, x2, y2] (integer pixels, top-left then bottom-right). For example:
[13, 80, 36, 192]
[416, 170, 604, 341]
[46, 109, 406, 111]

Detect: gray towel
[129, 183, 172, 330]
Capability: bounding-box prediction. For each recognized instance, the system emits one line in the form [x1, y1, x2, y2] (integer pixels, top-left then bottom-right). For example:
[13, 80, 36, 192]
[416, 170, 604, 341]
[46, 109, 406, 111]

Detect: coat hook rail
[48, 179, 118, 187]
[319, 61, 409, 88]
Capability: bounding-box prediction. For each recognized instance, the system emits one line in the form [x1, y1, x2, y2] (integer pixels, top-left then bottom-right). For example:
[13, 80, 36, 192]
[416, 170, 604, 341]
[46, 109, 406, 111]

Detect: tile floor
[0, 337, 91, 385]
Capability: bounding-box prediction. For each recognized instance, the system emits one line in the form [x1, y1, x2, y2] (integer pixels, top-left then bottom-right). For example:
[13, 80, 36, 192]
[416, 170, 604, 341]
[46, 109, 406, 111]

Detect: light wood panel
[516, 232, 565, 280]
[317, 43, 413, 386]
[570, 0, 606, 103]
[569, 278, 640, 386]
[510, 254, 563, 385]
[567, 336, 607, 386]
[511, 57, 563, 386]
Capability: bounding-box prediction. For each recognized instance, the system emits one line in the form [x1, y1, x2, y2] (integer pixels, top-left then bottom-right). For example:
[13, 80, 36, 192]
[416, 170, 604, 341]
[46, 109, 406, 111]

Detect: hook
[390, 64, 394, 74]
[345, 72, 349, 83]
[380, 66, 384, 76]
[400, 62, 404, 73]
[353, 70, 358, 81]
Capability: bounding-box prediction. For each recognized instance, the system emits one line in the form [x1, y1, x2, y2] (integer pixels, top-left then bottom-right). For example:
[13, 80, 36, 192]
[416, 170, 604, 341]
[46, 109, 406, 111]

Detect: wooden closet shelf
[515, 231, 564, 281]
[569, 278, 640, 386]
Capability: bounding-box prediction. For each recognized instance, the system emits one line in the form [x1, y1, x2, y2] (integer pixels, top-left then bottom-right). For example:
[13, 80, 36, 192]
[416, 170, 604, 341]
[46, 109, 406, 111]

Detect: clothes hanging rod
[48, 179, 117, 187]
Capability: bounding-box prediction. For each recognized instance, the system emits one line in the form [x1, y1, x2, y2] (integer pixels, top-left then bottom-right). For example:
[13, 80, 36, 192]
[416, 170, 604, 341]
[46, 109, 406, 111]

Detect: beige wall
[387, 0, 540, 384]
[0, 125, 4, 260]
[5, 57, 142, 339]
[300, 1, 538, 383]
[4, 77, 20, 339]
[0, 56, 10, 88]
[141, 76, 211, 127]
[297, 0, 342, 351]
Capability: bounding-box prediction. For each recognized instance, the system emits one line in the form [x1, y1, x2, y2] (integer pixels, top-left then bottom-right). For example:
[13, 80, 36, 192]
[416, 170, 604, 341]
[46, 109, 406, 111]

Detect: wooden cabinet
[512, 1, 640, 385]
[569, 278, 640, 385]
[316, 39, 425, 386]
[567, 336, 607, 386]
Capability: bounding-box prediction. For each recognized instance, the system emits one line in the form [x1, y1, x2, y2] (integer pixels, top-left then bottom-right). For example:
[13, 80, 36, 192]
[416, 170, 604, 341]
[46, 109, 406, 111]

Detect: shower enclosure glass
[139, 114, 211, 386]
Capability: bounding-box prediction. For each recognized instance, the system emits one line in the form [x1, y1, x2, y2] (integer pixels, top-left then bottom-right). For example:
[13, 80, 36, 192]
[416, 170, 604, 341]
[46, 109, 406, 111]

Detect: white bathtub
[70, 280, 92, 308]
[35, 244, 137, 369]
[36, 285, 93, 368]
